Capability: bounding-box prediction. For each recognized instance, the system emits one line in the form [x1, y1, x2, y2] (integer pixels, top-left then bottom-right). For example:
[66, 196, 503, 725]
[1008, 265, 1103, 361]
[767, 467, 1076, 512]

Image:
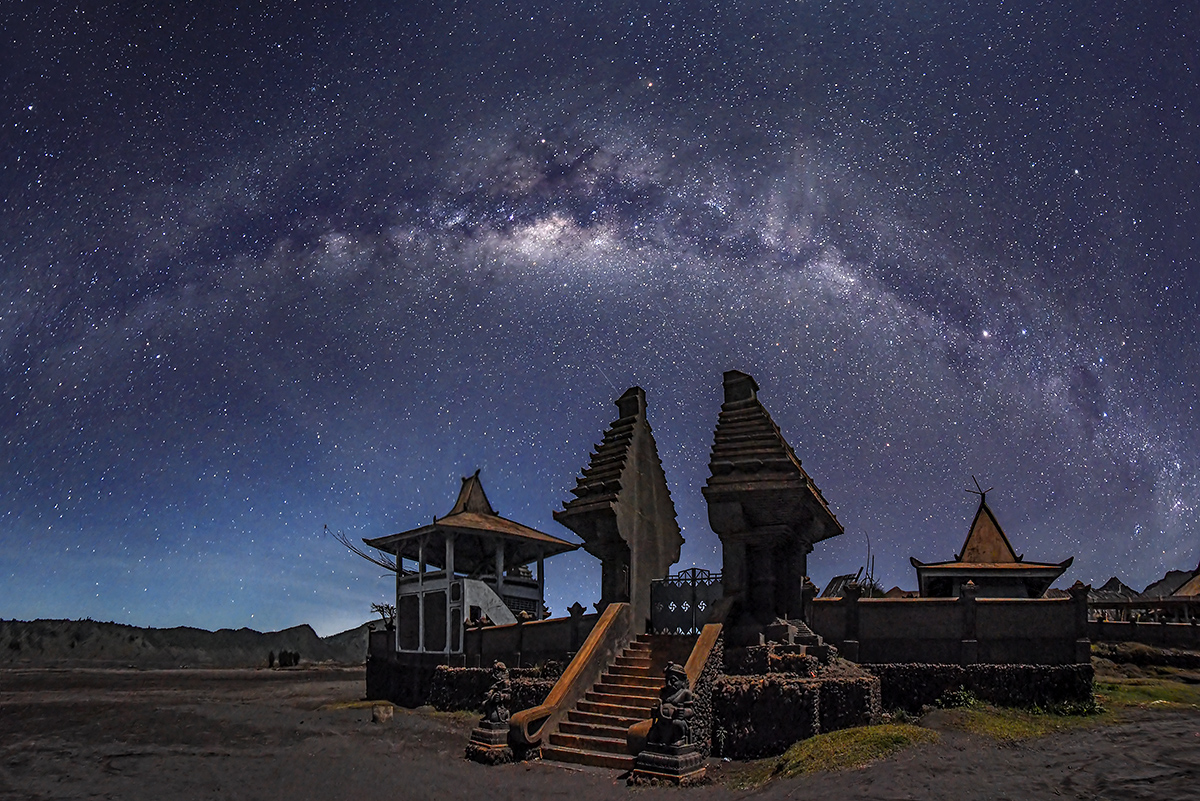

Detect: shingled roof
[364, 471, 578, 572]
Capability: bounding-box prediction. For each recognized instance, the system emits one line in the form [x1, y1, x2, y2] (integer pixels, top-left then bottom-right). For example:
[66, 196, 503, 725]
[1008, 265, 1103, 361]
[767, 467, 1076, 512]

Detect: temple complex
[362, 370, 1101, 773]
[910, 493, 1072, 598]
[363, 471, 578, 655]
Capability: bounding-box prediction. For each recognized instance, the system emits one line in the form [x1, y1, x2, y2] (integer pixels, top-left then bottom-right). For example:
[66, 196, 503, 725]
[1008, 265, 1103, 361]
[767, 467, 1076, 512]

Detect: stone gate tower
[703, 370, 843, 645]
[554, 386, 683, 630]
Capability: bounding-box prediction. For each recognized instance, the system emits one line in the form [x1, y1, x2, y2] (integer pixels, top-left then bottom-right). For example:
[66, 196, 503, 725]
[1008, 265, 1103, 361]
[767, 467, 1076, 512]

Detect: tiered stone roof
[558, 388, 642, 514]
[703, 370, 841, 540]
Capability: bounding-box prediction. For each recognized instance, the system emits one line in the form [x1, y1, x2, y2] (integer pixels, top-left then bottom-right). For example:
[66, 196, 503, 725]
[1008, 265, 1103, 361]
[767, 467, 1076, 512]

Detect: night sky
[3, 1, 1197, 636]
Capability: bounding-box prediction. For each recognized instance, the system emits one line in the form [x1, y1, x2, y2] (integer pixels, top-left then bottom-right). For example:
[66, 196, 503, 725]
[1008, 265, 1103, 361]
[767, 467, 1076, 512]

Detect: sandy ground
[1, 667, 1198, 801]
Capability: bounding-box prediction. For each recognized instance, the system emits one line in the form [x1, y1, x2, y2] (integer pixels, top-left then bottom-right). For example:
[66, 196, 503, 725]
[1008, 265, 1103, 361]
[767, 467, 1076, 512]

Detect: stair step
[577, 699, 651, 718]
[586, 691, 657, 708]
[559, 721, 629, 739]
[593, 682, 660, 698]
[540, 745, 635, 771]
[567, 709, 642, 728]
[531, 632, 694, 774]
[549, 732, 630, 755]
[600, 672, 661, 687]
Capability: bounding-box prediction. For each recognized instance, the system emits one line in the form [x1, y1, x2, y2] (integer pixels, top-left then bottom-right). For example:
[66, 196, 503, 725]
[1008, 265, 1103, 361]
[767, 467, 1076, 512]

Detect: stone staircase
[540, 633, 690, 770]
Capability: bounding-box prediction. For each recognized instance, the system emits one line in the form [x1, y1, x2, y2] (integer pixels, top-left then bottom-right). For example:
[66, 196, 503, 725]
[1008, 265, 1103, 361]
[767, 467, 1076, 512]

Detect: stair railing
[510, 602, 634, 748]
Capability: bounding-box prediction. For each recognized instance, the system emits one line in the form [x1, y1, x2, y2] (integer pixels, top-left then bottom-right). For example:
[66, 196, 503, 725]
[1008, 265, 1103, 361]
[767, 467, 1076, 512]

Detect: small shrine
[910, 488, 1072, 598]
[363, 472, 578, 654]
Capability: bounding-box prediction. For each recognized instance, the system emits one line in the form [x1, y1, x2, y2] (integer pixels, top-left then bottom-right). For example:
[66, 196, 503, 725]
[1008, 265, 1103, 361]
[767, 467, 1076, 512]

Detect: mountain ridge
[0, 618, 374, 668]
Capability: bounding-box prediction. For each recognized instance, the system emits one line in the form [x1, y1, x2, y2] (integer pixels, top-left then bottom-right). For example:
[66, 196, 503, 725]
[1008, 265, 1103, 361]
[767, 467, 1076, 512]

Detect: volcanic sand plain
[1, 666, 1198, 801]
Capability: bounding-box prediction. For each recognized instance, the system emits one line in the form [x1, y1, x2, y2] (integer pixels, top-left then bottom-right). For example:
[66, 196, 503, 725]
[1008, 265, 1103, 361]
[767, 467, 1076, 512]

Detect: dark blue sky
[2, 1, 1196, 634]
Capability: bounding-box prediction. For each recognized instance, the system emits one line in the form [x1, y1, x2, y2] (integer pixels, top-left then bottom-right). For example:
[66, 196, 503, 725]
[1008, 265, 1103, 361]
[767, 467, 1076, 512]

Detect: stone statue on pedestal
[648, 662, 693, 746]
[466, 661, 514, 764]
[481, 661, 511, 725]
[629, 662, 705, 785]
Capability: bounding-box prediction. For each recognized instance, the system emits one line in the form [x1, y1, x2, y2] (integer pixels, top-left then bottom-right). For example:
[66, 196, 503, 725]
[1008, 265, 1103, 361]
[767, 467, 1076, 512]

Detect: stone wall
[427, 663, 564, 712]
[710, 671, 880, 760]
[712, 675, 820, 759]
[1089, 621, 1200, 650]
[861, 663, 1095, 713]
[690, 633, 724, 759]
[818, 677, 882, 734]
[365, 652, 446, 707]
[461, 613, 599, 668]
[810, 593, 1090, 665]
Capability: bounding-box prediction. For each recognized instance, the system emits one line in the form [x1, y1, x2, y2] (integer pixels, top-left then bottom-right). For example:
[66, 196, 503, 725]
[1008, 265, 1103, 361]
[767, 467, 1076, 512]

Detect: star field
[2, 1, 1197, 634]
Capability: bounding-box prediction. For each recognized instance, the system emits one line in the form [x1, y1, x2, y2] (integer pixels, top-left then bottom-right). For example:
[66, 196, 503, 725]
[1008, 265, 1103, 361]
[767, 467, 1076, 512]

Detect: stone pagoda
[554, 386, 682, 631]
[702, 370, 843, 645]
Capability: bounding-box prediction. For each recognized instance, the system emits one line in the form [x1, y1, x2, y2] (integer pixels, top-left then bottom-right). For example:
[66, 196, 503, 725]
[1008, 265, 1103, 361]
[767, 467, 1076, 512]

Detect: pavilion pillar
[494, 539, 505, 602]
[417, 536, 426, 653]
[537, 548, 545, 617]
[445, 533, 456, 655]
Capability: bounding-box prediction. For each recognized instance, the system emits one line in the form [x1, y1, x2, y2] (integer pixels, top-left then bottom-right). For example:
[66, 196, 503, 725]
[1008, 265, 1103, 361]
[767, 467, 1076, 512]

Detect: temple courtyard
[1, 665, 1196, 800]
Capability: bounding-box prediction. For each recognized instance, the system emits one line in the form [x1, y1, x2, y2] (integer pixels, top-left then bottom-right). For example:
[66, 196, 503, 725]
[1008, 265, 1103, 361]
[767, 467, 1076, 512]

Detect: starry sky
[3, 1, 1197, 636]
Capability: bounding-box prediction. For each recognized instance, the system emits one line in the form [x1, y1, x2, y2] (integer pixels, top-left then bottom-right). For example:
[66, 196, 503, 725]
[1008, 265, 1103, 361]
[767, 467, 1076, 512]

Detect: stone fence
[809, 583, 1091, 665]
[462, 610, 599, 668]
[366, 610, 599, 706]
[1088, 620, 1200, 650]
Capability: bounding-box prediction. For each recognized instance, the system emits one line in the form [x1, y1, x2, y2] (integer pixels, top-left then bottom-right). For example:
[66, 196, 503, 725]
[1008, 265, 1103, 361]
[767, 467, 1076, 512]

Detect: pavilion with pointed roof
[910, 493, 1072, 598]
[364, 471, 579, 655]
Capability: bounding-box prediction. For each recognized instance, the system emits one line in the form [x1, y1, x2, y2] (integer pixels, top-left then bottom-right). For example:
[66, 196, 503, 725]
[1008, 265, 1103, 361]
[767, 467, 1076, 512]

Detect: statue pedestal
[465, 720, 513, 765]
[628, 743, 706, 786]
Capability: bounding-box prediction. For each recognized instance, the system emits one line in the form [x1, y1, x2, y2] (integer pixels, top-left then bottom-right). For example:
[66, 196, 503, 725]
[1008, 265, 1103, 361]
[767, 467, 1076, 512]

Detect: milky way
[2, 1, 1197, 634]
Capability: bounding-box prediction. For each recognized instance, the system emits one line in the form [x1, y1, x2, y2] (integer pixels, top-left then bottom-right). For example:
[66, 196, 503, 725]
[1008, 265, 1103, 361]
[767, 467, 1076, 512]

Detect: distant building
[910, 495, 1072, 598]
[1174, 570, 1200, 598]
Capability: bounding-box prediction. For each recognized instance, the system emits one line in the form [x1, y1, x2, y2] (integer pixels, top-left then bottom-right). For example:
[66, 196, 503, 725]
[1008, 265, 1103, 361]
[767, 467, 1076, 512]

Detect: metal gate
[650, 568, 723, 635]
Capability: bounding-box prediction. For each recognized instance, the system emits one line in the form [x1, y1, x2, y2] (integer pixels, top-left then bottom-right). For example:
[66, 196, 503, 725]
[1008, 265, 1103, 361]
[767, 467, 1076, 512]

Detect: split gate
[649, 567, 723, 635]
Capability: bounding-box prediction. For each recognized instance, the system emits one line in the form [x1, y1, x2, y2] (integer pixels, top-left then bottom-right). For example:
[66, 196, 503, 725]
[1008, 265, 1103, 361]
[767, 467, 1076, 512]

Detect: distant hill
[0, 619, 374, 669]
[1143, 565, 1200, 598]
[1091, 576, 1141, 602]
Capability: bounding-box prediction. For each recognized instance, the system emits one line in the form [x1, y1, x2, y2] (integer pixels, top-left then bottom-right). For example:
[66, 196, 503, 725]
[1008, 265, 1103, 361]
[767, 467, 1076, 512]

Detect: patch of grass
[935, 687, 981, 709]
[931, 678, 1200, 741]
[930, 705, 1111, 741]
[735, 725, 938, 787]
[1095, 679, 1200, 708]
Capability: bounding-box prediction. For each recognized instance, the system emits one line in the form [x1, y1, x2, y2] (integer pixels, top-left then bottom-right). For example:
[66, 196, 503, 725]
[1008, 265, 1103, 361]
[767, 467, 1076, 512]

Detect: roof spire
[966, 475, 994, 503]
[445, 469, 497, 517]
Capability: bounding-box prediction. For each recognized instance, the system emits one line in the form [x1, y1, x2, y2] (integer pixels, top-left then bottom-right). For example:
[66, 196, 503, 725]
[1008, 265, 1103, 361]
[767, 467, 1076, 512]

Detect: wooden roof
[911, 496, 1072, 597]
[959, 500, 1019, 563]
[363, 472, 579, 571]
[1174, 572, 1200, 597]
[912, 497, 1070, 572]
